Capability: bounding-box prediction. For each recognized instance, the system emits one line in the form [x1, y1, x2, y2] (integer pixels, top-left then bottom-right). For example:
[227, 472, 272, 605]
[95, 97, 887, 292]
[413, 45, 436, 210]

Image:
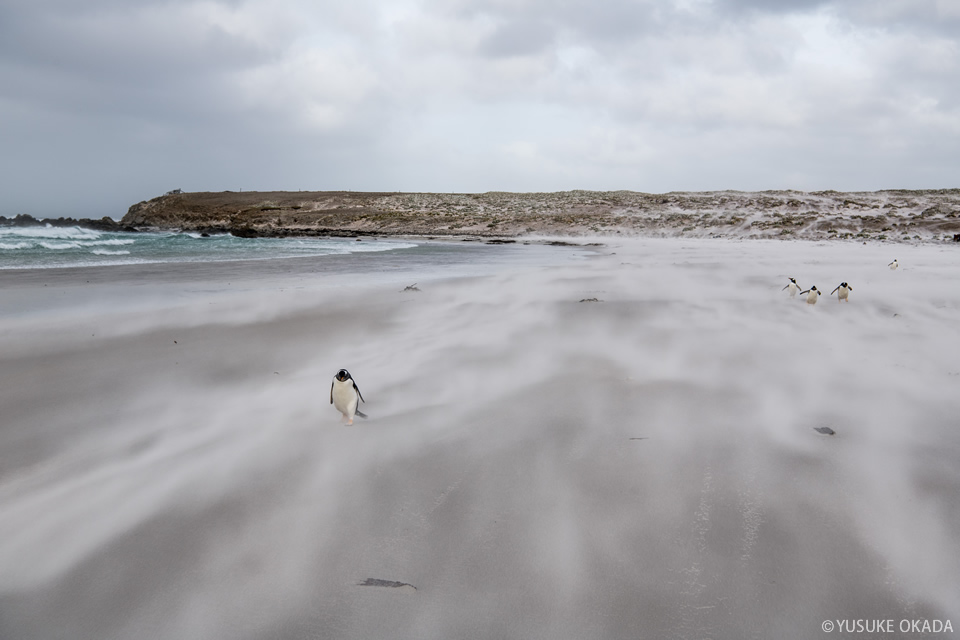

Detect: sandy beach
[1, 237, 959, 639]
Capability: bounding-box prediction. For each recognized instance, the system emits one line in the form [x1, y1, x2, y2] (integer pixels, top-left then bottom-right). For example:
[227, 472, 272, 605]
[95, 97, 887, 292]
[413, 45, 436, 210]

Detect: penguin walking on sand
[831, 282, 852, 302]
[889, 259, 899, 270]
[782, 277, 801, 297]
[800, 285, 821, 305]
[331, 369, 367, 425]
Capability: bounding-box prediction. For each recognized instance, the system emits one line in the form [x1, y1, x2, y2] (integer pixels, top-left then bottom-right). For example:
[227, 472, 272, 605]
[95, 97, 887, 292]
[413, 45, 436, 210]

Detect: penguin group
[782, 258, 896, 306]
[782, 278, 827, 305]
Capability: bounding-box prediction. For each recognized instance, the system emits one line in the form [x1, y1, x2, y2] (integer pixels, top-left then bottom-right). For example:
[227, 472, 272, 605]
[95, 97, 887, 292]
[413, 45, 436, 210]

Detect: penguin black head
[811, 285, 818, 291]
[336, 369, 351, 382]
[789, 277, 797, 283]
[841, 282, 848, 288]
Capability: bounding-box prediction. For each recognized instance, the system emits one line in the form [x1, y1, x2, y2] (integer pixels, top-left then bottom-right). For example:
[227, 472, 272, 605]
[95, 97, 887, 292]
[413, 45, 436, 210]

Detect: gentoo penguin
[800, 285, 821, 305]
[831, 282, 852, 302]
[330, 369, 367, 425]
[889, 259, 899, 270]
[782, 277, 801, 297]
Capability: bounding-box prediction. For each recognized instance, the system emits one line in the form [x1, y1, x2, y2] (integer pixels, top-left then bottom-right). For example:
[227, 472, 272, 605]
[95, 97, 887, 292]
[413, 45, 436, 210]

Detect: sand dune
[1, 238, 958, 639]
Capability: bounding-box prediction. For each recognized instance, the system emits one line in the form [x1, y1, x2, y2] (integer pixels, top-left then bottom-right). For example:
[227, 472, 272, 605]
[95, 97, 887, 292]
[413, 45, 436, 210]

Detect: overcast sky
[1, 0, 958, 218]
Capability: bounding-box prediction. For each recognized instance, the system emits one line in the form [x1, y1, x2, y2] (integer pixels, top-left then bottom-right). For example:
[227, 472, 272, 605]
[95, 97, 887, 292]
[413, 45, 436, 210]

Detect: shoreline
[0, 237, 596, 322]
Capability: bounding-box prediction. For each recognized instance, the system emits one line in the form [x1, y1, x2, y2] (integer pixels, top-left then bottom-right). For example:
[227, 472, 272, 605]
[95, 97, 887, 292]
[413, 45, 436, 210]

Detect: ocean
[0, 225, 592, 320]
[0, 225, 427, 270]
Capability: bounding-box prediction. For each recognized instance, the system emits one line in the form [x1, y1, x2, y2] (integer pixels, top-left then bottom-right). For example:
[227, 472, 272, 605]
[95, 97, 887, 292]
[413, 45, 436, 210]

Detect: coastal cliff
[121, 189, 960, 242]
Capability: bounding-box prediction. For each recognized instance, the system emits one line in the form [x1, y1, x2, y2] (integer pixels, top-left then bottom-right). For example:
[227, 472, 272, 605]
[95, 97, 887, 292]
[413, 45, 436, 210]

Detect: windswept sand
[1, 238, 959, 639]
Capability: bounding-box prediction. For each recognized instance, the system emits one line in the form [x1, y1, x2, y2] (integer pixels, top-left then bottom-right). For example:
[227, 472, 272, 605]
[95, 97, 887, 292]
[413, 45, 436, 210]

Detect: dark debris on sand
[358, 578, 417, 591]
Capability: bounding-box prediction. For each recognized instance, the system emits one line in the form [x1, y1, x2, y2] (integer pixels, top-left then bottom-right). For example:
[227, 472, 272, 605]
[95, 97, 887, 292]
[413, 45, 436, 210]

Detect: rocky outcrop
[0, 214, 137, 232]
[120, 189, 960, 242]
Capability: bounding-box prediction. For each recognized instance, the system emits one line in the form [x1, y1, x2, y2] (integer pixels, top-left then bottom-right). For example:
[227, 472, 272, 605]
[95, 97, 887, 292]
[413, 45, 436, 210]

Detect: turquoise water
[0, 226, 419, 269]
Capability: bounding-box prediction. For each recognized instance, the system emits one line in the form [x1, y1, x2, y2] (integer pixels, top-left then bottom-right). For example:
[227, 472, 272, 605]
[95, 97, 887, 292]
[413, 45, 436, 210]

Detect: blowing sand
[1, 238, 959, 639]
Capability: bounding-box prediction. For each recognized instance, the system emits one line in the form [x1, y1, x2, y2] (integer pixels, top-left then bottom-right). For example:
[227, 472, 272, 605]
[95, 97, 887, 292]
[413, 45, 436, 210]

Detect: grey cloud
[477, 20, 556, 58]
[434, 0, 666, 42]
[841, 0, 960, 31]
[555, 0, 665, 41]
[0, 4, 273, 125]
[1, 0, 959, 218]
[0, 7, 270, 79]
[711, 0, 831, 15]
[715, 0, 960, 36]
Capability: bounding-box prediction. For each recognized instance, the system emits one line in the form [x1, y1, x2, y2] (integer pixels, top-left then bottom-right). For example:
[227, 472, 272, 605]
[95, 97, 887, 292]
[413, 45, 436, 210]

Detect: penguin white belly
[332, 381, 359, 422]
[838, 288, 849, 301]
[806, 291, 818, 305]
[787, 283, 799, 297]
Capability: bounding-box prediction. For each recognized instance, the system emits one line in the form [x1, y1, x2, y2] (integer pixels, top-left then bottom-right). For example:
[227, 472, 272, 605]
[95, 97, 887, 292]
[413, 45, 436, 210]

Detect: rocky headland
[0, 214, 136, 233]
[118, 189, 960, 243]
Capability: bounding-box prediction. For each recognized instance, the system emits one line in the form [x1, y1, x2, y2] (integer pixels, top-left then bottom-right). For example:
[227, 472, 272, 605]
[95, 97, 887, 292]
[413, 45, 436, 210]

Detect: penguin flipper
[330, 381, 334, 405]
[781, 284, 789, 291]
[354, 382, 365, 403]
[355, 409, 369, 419]
[831, 286, 840, 295]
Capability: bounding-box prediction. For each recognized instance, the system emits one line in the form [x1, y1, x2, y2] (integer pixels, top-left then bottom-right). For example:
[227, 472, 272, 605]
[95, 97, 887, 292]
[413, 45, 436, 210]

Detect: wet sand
[1, 238, 959, 639]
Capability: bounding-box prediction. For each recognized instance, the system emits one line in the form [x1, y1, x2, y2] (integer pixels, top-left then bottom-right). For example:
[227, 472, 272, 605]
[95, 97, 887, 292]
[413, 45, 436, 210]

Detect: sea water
[0, 225, 593, 320]
[0, 226, 423, 270]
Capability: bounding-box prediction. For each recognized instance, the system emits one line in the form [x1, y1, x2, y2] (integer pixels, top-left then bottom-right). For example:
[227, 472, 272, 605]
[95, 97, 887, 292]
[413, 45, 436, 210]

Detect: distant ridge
[120, 189, 960, 242]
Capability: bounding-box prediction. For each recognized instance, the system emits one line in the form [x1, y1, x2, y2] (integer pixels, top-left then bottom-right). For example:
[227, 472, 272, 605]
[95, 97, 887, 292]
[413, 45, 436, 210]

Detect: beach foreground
[1, 238, 959, 639]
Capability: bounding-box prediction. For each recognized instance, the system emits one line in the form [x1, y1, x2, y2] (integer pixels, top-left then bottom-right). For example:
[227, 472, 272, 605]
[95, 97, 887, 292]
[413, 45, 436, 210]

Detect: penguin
[330, 369, 367, 425]
[799, 285, 821, 305]
[831, 282, 852, 302]
[889, 259, 899, 270]
[781, 277, 801, 297]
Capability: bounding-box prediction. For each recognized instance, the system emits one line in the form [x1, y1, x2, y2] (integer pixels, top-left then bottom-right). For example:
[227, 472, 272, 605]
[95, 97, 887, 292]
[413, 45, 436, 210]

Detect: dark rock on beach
[358, 578, 417, 592]
[2, 214, 43, 227]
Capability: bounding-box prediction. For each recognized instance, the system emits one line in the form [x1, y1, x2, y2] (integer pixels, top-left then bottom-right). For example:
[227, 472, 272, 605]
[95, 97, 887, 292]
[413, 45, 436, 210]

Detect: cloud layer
[1, 0, 958, 217]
